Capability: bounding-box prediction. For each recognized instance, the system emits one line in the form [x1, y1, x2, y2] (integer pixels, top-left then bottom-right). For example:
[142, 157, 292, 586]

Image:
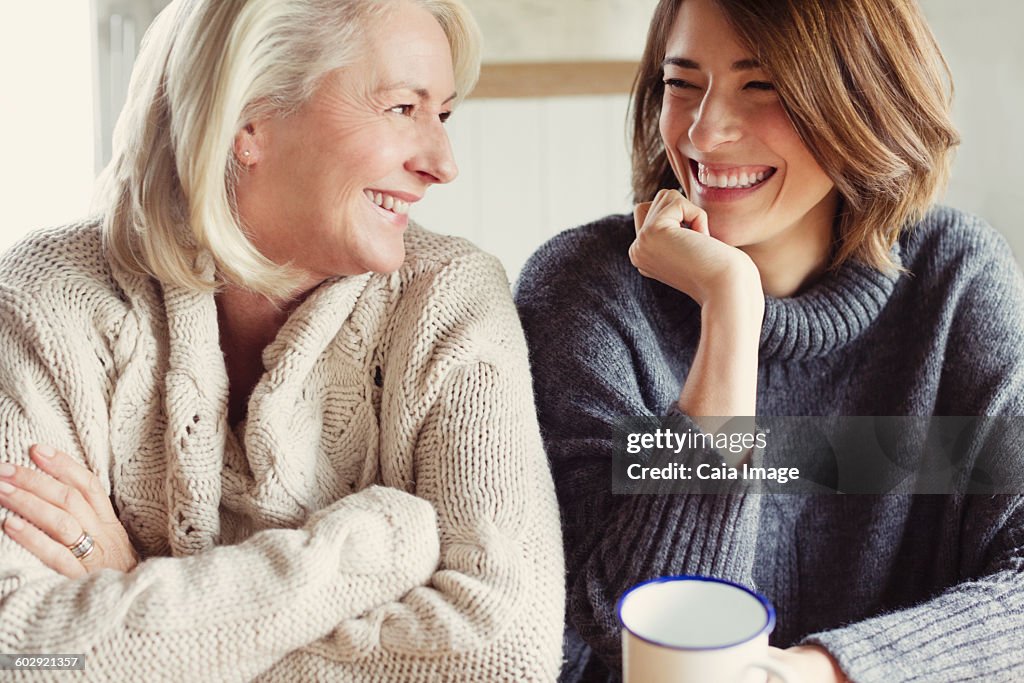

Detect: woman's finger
[0, 461, 103, 533]
[635, 190, 680, 234]
[649, 188, 678, 220]
[633, 202, 653, 234]
[0, 480, 95, 547]
[30, 445, 116, 524]
[682, 201, 710, 236]
[3, 516, 87, 578]
[659, 190, 710, 236]
[640, 189, 709, 236]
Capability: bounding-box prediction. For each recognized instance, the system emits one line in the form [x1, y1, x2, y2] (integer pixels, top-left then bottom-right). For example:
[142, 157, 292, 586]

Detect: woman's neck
[742, 190, 839, 298]
[215, 286, 297, 426]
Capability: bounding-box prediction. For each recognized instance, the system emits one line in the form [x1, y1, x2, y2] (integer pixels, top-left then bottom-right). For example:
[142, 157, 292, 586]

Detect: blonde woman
[0, 0, 563, 679]
[516, 0, 1024, 681]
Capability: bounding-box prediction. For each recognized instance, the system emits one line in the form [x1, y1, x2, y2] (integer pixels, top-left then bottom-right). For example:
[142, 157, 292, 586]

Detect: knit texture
[0, 221, 564, 681]
[514, 206, 1024, 683]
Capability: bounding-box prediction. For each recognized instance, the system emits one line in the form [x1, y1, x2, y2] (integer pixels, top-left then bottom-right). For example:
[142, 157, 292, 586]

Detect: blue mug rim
[616, 575, 776, 651]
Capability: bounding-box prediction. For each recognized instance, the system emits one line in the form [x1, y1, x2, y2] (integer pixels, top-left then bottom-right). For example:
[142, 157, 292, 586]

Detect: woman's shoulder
[902, 205, 1018, 276]
[513, 213, 668, 349]
[0, 219, 131, 328]
[384, 223, 520, 328]
[401, 221, 506, 281]
[519, 213, 636, 286]
[902, 207, 1024, 414]
[0, 218, 113, 285]
[378, 224, 526, 369]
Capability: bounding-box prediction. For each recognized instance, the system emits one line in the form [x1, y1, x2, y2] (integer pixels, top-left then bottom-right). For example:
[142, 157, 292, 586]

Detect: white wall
[921, 0, 1023, 262]
[413, 95, 634, 281]
[0, 2, 95, 253]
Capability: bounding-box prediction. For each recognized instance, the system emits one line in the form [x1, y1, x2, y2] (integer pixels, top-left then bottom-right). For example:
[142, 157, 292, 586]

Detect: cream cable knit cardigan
[0, 221, 564, 681]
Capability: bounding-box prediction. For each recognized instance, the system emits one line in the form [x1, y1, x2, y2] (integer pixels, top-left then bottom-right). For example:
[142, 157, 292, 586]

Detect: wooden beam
[471, 61, 639, 99]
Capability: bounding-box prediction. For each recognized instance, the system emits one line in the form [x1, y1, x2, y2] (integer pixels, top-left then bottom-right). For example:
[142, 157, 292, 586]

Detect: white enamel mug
[618, 576, 800, 683]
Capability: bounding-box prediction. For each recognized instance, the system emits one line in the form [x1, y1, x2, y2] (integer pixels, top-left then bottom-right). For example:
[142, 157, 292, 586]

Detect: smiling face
[659, 0, 838, 264]
[233, 1, 458, 290]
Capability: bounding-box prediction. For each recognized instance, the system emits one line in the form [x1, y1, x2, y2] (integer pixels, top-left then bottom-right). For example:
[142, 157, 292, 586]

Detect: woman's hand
[630, 188, 762, 308]
[768, 645, 849, 683]
[632, 189, 765, 419]
[0, 445, 139, 577]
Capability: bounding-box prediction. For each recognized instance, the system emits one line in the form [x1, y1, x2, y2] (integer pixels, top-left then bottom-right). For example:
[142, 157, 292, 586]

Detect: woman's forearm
[679, 277, 764, 436]
[293, 358, 564, 677]
[0, 486, 439, 681]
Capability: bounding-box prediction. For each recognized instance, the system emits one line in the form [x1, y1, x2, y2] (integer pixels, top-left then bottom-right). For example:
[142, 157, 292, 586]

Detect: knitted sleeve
[0, 285, 440, 681]
[514, 226, 764, 675]
[258, 252, 566, 681]
[804, 494, 1024, 682]
[805, 218, 1024, 682]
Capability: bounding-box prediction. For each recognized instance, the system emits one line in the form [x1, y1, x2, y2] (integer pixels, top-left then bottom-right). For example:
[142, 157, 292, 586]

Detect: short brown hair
[630, 0, 960, 271]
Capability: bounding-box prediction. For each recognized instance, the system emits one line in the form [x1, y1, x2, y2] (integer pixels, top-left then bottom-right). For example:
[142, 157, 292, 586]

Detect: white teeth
[695, 163, 773, 189]
[365, 190, 410, 215]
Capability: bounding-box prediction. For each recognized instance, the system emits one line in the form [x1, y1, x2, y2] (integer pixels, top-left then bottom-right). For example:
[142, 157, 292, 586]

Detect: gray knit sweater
[514, 206, 1024, 683]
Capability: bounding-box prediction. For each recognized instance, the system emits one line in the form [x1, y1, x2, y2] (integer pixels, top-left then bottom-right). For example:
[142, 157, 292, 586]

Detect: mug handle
[747, 655, 802, 683]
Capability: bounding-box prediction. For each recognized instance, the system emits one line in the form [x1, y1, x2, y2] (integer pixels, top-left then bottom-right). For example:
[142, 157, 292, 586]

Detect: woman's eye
[388, 104, 414, 115]
[664, 78, 697, 90]
[744, 81, 775, 91]
[439, 111, 452, 124]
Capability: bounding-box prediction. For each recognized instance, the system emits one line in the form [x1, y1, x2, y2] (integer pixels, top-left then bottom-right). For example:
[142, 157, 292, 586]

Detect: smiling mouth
[689, 160, 776, 190]
[364, 190, 411, 215]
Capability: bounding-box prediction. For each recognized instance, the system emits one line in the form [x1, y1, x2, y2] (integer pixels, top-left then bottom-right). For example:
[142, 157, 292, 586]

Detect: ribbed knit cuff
[804, 578, 1024, 682]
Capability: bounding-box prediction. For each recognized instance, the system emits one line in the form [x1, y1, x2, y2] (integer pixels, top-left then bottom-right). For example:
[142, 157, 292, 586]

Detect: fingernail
[0, 463, 14, 477]
[5, 516, 23, 531]
[34, 445, 56, 458]
[0, 481, 15, 494]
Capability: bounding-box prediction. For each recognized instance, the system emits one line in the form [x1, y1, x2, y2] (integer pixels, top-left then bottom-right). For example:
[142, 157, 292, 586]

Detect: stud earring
[243, 150, 251, 157]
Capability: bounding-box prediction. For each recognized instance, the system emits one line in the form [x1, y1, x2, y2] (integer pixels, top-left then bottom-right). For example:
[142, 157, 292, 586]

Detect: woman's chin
[362, 245, 406, 275]
[705, 222, 750, 248]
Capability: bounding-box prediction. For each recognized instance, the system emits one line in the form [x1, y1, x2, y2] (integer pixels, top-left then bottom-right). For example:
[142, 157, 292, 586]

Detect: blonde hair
[96, 0, 481, 298]
[631, 0, 959, 271]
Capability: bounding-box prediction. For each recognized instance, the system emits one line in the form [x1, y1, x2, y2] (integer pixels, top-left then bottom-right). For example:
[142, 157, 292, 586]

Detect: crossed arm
[0, 254, 564, 681]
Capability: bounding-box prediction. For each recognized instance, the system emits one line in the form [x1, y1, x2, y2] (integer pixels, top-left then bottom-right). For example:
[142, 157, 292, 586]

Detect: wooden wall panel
[472, 61, 639, 99]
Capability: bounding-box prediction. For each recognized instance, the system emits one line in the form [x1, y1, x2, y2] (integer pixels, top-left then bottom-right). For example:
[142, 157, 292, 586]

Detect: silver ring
[67, 532, 95, 560]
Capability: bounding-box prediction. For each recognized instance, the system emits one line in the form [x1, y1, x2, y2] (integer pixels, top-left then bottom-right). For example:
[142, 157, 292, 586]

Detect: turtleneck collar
[759, 242, 902, 361]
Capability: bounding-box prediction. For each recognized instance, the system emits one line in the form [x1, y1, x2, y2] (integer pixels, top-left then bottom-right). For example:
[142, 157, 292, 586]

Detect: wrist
[701, 268, 765, 325]
[700, 294, 764, 352]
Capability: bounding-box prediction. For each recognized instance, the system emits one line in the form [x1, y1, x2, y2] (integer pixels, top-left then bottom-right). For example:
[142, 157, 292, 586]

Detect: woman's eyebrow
[662, 56, 762, 72]
[379, 81, 458, 104]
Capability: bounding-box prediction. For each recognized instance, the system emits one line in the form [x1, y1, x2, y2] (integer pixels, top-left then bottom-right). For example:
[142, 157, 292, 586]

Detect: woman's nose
[409, 123, 458, 185]
[688, 91, 741, 153]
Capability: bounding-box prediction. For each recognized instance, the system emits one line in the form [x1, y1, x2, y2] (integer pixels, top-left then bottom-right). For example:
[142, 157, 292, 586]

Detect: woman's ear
[233, 123, 261, 166]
